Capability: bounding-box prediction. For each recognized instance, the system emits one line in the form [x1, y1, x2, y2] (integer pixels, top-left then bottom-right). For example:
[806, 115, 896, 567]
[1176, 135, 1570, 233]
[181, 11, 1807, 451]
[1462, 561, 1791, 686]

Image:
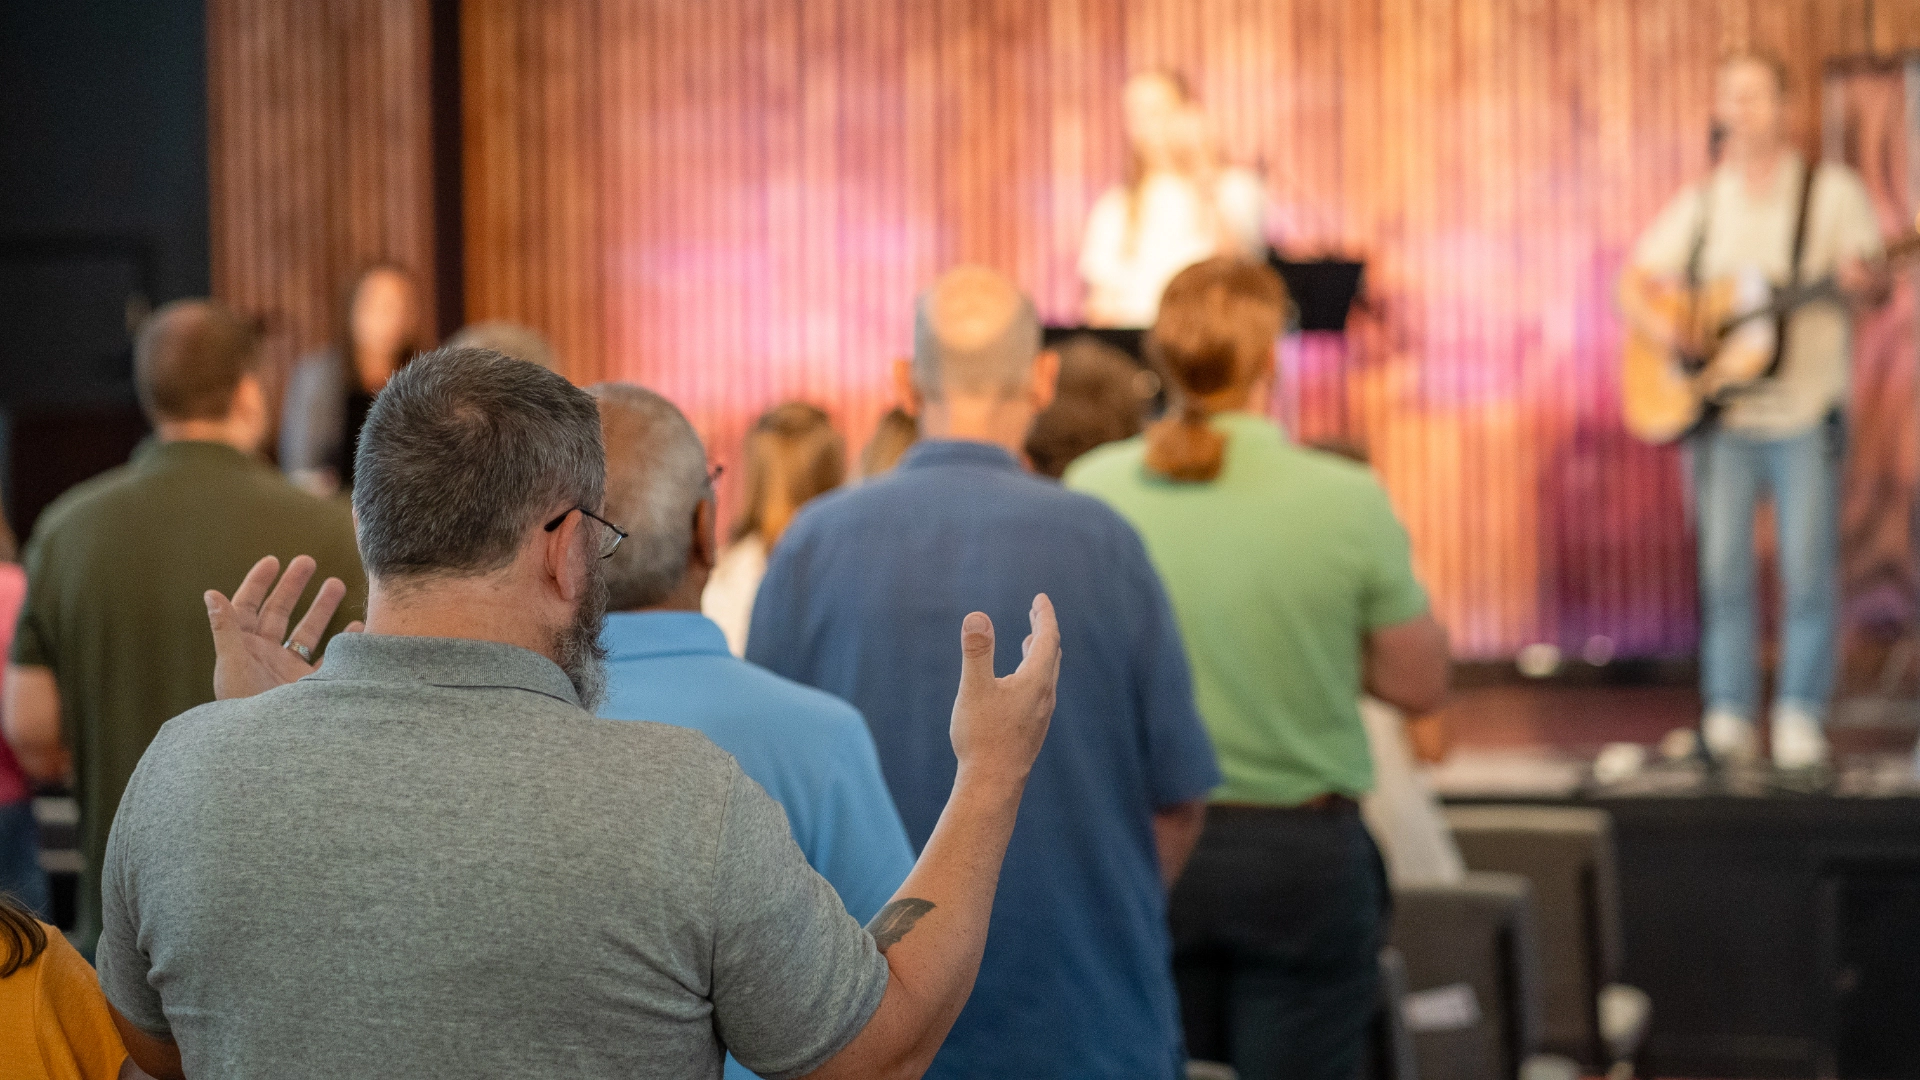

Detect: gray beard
[554, 559, 610, 711]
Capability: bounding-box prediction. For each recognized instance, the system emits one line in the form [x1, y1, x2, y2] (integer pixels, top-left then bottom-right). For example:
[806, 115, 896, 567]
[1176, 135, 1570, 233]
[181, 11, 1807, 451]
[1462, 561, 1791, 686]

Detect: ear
[541, 507, 589, 604]
[1029, 350, 1061, 412]
[691, 498, 718, 573]
[230, 373, 271, 454]
[892, 357, 924, 418]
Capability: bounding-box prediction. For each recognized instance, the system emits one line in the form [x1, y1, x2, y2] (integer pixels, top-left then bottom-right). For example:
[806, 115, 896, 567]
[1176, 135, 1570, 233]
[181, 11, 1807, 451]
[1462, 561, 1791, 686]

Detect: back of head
[735, 402, 845, 545]
[1025, 335, 1154, 478]
[448, 320, 560, 373]
[589, 383, 711, 610]
[353, 347, 604, 583]
[912, 265, 1042, 400]
[859, 406, 919, 479]
[1145, 258, 1288, 483]
[133, 299, 261, 425]
[0, 892, 47, 978]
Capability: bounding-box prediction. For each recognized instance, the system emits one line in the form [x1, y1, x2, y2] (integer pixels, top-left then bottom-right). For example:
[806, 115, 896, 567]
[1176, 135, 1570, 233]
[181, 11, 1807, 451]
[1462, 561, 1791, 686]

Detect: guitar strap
[1684, 181, 1714, 288]
[1764, 160, 1818, 380]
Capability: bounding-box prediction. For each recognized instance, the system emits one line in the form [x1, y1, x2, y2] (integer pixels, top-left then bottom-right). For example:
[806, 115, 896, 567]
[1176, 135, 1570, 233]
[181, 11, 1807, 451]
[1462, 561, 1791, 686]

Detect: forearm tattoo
[867, 898, 936, 953]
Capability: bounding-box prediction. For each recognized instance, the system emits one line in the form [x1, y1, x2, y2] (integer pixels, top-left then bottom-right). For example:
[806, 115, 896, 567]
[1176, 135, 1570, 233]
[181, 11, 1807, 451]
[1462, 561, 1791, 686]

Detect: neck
[365, 576, 560, 664]
[1726, 136, 1788, 178]
[155, 419, 257, 454]
[352, 346, 395, 393]
[917, 394, 1034, 458]
[640, 571, 707, 614]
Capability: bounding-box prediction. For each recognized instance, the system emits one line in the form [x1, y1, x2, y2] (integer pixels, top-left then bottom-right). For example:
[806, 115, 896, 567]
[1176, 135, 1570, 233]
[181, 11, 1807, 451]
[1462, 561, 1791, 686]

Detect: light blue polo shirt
[598, 611, 914, 927]
[600, 612, 915, 1080]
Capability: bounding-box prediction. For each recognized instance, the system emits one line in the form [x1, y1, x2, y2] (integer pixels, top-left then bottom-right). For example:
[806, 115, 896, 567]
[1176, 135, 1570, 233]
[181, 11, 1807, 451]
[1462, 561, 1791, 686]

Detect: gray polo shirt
[96, 633, 889, 1079]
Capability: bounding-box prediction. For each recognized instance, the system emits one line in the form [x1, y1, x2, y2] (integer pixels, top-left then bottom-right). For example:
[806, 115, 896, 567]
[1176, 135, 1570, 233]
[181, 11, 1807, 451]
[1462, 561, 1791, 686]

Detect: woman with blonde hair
[1078, 71, 1267, 329]
[702, 402, 846, 655]
[1067, 257, 1449, 1080]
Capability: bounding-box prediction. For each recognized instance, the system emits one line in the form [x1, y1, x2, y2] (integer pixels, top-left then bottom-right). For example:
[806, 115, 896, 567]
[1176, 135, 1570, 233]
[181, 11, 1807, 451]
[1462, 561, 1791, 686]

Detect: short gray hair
[588, 383, 711, 611]
[354, 347, 605, 581]
[911, 265, 1041, 398]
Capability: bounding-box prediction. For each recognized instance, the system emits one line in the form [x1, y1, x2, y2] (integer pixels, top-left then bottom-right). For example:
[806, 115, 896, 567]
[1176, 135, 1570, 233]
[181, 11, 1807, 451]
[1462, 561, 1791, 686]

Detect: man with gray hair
[587, 383, 915, 1029]
[749, 266, 1220, 1079]
[94, 347, 1062, 1080]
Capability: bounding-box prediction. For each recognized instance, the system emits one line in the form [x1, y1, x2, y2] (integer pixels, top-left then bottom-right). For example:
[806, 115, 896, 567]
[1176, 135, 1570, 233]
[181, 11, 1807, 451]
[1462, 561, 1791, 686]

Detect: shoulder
[287, 351, 341, 389]
[1813, 159, 1867, 190]
[1218, 167, 1265, 198]
[25, 461, 142, 543]
[588, 713, 740, 770]
[1652, 177, 1708, 220]
[237, 464, 356, 524]
[1282, 443, 1398, 506]
[1064, 434, 1148, 490]
[1812, 160, 1874, 208]
[18, 462, 145, 573]
[1084, 186, 1130, 233]
[27, 927, 120, 1046]
[774, 473, 909, 549]
[738, 661, 868, 734]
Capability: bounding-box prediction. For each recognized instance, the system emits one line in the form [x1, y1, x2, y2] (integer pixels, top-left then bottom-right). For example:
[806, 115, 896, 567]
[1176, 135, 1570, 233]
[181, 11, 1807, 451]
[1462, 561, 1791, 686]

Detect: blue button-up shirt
[748, 439, 1220, 1080]
[598, 611, 913, 926]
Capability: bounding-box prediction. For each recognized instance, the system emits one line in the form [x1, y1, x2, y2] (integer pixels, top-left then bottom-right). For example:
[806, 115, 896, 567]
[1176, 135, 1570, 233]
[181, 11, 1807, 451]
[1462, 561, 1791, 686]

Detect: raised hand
[948, 594, 1062, 786]
[204, 555, 363, 701]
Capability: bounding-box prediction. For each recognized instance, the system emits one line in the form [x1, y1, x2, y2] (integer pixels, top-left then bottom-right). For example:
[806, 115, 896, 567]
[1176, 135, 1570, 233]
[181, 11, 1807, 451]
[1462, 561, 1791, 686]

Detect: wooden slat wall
[202, 0, 1920, 659]
[207, 0, 437, 421]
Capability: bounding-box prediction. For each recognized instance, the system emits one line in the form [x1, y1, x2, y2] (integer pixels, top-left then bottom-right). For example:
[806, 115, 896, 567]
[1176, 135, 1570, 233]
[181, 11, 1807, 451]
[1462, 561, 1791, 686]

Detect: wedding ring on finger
[284, 640, 313, 664]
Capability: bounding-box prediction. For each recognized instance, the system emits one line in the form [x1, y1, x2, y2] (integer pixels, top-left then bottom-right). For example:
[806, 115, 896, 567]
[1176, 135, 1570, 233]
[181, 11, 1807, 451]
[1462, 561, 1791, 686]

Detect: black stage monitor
[1041, 325, 1146, 366]
[1268, 253, 1365, 332]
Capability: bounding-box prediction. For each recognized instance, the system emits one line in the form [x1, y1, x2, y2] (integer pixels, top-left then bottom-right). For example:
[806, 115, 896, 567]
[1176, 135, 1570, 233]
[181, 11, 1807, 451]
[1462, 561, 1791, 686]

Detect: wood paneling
[206, 0, 1920, 660]
[207, 0, 438, 418]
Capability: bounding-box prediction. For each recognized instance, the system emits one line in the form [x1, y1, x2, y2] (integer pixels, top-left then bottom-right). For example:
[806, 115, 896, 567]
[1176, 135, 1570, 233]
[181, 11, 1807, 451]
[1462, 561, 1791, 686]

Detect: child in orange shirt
[0, 893, 130, 1079]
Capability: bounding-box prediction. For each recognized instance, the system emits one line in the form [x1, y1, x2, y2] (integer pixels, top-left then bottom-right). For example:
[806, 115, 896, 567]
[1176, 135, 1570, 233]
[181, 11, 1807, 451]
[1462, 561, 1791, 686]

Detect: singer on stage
[1079, 71, 1268, 329]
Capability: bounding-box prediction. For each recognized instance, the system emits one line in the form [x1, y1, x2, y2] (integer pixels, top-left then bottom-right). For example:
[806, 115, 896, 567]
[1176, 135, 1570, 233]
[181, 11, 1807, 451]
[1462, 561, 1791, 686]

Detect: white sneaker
[1702, 709, 1758, 764]
[1771, 704, 1829, 770]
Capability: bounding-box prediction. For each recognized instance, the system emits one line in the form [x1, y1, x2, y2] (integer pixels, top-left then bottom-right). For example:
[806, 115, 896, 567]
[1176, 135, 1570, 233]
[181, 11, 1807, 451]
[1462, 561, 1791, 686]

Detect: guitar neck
[1711, 230, 1919, 337]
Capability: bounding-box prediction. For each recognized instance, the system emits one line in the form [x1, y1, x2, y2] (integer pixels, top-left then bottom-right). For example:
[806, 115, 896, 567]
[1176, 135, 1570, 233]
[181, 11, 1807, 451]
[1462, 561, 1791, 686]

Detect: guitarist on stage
[1618, 50, 1887, 770]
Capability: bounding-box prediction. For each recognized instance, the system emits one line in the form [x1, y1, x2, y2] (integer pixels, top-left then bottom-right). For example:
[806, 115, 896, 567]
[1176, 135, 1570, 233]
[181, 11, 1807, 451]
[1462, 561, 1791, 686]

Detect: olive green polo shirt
[1066, 412, 1429, 805]
[11, 440, 364, 950]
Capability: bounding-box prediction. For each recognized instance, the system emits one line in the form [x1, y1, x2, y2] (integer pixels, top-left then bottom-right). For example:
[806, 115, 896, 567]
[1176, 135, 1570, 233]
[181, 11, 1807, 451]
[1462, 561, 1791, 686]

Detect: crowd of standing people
[0, 253, 1445, 1080]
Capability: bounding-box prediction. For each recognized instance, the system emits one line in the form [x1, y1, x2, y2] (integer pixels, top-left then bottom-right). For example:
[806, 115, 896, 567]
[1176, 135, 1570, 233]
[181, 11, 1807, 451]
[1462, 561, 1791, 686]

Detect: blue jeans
[0, 799, 48, 918]
[1690, 418, 1843, 721]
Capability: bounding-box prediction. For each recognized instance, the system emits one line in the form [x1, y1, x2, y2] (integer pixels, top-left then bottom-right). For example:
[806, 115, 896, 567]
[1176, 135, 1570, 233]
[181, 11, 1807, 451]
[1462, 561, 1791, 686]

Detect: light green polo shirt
[1066, 412, 1429, 805]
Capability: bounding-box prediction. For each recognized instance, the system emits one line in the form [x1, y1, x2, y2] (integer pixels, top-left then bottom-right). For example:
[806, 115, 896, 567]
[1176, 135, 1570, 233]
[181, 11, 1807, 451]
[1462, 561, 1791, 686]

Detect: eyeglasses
[544, 506, 628, 560]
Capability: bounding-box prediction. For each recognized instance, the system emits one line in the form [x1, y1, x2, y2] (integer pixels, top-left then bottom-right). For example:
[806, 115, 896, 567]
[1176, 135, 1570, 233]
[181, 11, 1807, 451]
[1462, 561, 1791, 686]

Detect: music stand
[1040, 325, 1147, 366]
[1268, 253, 1366, 332]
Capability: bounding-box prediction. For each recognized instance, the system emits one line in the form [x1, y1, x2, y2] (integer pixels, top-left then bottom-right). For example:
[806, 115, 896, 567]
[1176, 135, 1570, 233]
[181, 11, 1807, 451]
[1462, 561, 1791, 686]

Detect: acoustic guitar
[1621, 230, 1920, 444]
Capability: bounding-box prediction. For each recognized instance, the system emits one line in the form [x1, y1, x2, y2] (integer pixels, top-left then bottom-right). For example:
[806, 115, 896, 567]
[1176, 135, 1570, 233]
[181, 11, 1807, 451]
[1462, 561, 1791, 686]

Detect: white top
[701, 534, 768, 657]
[1632, 154, 1882, 436]
[1358, 697, 1465, 888]
[1078, 167, 1268, 328]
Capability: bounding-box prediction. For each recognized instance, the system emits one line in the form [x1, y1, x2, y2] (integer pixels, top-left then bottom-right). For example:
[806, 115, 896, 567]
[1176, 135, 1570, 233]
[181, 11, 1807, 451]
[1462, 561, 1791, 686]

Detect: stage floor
[1435, 683, 1919, 760]
[1426, 681, 1920, 1080]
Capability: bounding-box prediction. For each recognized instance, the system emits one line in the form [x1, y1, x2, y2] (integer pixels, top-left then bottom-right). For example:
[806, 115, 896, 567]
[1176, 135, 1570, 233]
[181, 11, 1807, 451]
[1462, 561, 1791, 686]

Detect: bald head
[912, 266, 1042, 399]
[589, 383, 713, 611]
[134, 299, 261, 424]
